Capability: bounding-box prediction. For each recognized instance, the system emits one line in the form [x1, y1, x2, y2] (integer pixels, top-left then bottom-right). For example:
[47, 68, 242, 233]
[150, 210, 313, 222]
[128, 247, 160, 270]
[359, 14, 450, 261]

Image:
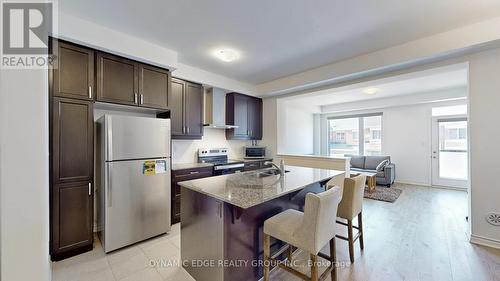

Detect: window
[328, 117, 359, 155]
[328, 113, 382, 156]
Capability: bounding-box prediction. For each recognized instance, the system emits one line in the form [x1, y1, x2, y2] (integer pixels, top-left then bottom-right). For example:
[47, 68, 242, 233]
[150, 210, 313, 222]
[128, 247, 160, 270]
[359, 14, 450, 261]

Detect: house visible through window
[328, 113, 382, 156]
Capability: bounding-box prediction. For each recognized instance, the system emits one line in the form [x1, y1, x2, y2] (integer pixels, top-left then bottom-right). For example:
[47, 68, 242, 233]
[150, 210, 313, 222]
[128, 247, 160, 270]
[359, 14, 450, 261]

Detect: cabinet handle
[88, 182, 92, 196]
[186, 127, 190, 134]
[134, 93, 138, 104]
[88, 86, 92, 99]
[189, 171, 199, 175]
[140, 94, 144, 105]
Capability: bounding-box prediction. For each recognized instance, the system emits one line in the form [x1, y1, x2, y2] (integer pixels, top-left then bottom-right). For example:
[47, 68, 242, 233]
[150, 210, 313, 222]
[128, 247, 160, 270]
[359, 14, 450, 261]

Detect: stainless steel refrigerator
[96, 115, 171, 253]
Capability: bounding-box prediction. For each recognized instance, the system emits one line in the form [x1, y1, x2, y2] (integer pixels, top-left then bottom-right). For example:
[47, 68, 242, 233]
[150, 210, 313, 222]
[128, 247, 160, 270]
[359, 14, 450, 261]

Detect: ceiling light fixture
[212, 48, 240, 63]
[363, 88, 380, 95]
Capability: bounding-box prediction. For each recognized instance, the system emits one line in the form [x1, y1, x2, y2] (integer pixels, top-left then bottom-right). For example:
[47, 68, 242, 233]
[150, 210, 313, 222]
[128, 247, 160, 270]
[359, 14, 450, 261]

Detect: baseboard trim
[394, 180, 430, 187]
[431, 185, 468, 192]
[470, 234, 500, 250]
[394, 181, 468, 192]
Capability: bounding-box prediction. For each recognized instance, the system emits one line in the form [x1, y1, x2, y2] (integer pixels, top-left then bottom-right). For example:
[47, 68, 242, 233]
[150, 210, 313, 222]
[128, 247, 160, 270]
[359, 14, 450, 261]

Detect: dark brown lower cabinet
[51, 181, 93, 260]
[171, 166, 213, 223]
[50, 98, 94, 260]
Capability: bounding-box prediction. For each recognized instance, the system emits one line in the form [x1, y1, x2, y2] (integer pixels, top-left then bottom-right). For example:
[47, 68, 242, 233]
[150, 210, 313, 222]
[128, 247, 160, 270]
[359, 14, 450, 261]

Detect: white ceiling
[282, 64, 468, 110]
[59, 0, 500, 84]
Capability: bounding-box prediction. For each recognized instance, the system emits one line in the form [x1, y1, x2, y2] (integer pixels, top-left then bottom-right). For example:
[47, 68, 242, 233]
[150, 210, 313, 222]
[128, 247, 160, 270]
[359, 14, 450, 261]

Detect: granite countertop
[178, 165, 345, 209]
[171, 162, 214, 171]
[236, 157, 273, 163]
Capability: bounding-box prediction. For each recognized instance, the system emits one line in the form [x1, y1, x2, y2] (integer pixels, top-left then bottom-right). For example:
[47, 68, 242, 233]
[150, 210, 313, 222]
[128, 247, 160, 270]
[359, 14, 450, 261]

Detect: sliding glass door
[327, 114, 382, 156]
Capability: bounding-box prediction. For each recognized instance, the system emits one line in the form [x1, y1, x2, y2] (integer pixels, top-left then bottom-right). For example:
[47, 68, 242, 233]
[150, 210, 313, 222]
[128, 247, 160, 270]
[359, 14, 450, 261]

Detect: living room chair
[263, 186, 343, 281]
[333, 174, 366, 263]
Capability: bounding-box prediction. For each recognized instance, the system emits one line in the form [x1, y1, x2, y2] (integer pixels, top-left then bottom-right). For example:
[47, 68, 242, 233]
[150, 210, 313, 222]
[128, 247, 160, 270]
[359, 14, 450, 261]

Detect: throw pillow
[376, 159, 389, 172]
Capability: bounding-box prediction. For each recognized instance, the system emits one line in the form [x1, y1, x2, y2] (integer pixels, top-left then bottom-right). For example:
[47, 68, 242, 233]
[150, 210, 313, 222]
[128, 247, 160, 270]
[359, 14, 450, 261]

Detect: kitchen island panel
[181, 178, 329, 281]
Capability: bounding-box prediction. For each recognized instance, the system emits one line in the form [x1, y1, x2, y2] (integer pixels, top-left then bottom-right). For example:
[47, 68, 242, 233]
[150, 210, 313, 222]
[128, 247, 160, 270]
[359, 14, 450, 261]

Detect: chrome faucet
[264, 161, 284, 175]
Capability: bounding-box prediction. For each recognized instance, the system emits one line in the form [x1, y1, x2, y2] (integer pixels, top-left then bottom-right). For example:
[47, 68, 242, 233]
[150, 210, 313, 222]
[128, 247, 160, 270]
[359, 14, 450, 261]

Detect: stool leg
[264, 234, 270, 281]
[330, 237, 337, 281]
[310, 254, 318, 281]
[358, 212, 364, 251]
[347, 219, 355, 263]
[287, 245, 293, 262]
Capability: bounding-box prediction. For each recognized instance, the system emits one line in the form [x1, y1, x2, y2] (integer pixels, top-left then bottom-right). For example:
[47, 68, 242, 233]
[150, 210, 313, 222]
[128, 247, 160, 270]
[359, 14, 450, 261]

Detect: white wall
[276, 100, 315, 155]
[0, 69, 51, 281]
[468, 48, 500, 246]
[172, 129, 249, 163]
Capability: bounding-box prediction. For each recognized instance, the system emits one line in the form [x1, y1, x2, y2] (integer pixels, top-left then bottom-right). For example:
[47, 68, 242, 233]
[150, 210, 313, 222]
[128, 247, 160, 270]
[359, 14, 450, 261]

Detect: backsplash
[172, 128, 249, 163]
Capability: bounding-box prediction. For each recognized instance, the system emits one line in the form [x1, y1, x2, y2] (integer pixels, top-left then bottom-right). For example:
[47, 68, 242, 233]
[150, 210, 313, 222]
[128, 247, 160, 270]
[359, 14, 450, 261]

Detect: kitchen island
[178, 165, 345, 281]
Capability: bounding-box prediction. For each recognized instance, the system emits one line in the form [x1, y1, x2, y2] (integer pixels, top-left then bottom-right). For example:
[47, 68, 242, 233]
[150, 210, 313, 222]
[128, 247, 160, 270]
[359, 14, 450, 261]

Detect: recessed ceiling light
[212, 48, 240, 62]
[363, 88, 380, 95]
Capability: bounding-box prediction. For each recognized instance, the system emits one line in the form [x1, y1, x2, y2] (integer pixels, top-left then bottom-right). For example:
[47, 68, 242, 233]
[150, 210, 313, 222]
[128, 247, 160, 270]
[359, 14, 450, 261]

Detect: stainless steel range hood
[203, 87, 238, 129]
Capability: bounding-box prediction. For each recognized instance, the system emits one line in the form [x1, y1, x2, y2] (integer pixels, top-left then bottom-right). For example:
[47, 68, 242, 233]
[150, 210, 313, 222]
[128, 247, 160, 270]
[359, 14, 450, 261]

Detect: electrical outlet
[486, 212, 500, 226]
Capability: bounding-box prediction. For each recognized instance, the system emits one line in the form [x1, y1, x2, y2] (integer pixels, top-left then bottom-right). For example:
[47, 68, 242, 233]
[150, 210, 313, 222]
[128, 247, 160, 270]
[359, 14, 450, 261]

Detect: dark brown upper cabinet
[170, 78, 204, 139]
[96, 52, 139, 106]
[139, 63, 170, 109]
[226, 93, 263, 140]
[52, 40, 94, 101]
[51, 97, 94, 184]
[170, 78, 185, 136]
[247, 96, 263, 139]
[184, 83, 203, 137]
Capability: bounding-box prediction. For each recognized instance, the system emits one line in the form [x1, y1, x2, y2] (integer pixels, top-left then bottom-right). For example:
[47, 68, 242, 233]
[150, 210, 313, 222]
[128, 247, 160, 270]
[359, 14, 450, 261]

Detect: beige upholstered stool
[263, 186, 343, 281]
[334, 174, 366, 263]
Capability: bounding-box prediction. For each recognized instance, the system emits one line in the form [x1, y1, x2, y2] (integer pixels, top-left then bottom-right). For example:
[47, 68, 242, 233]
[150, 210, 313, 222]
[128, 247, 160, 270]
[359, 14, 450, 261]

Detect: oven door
[214, 163, 245, 175]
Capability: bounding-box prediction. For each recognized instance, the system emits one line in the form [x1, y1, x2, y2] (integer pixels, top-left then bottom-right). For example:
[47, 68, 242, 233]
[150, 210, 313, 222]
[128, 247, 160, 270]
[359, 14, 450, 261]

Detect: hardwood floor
[270, 183, 500, 281]
[51, 183, 500, 281]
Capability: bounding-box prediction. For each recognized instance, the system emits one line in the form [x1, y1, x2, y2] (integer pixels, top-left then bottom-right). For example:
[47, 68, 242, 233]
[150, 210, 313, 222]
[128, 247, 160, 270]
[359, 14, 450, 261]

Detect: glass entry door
[431, 117, 469, 189]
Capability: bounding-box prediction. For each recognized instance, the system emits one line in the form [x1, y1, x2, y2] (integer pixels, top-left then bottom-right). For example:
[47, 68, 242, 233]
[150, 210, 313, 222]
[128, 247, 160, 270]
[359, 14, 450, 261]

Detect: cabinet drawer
[244, 162, 261, 171]
[172, 167, 213, 182]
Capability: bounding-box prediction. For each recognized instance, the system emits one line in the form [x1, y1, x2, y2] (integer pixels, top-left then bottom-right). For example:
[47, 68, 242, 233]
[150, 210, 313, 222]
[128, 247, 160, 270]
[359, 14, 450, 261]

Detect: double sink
[256, 168, 290, 178]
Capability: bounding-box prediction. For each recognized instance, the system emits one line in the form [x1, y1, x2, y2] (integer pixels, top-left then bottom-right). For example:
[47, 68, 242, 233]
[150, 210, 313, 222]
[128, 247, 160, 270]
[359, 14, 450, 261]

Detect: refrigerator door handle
[107, 116, 113, 161]
[107, 164, 112, 207]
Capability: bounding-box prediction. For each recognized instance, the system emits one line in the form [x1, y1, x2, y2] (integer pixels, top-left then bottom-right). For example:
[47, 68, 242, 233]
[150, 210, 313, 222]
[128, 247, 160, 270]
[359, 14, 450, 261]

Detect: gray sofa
[346, 155, 396, 187]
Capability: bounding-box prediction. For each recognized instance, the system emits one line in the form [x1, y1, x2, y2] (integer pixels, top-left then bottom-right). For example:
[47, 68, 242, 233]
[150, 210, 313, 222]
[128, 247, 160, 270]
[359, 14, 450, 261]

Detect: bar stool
[334, 174, 366, 263]
[263, 186, 343, 281]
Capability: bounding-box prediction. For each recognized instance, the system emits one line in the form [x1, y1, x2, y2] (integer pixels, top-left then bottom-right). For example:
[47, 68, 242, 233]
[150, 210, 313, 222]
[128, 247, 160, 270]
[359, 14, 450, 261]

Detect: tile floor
[51, 223, 192, 281]
[51, 184, 500, 281]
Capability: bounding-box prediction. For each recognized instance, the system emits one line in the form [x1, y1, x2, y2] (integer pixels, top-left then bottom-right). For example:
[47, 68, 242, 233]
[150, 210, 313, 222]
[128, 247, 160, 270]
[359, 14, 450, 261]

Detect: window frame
[327, 112, 383, 156]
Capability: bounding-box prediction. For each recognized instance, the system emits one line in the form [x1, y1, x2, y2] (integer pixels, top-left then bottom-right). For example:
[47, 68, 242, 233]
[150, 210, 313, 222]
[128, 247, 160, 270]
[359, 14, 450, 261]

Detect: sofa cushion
[376, 159, 390, 171]
[347, 155, 365, 169]
[350, 168, 385, 178]
[364, 156, 390, 170]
